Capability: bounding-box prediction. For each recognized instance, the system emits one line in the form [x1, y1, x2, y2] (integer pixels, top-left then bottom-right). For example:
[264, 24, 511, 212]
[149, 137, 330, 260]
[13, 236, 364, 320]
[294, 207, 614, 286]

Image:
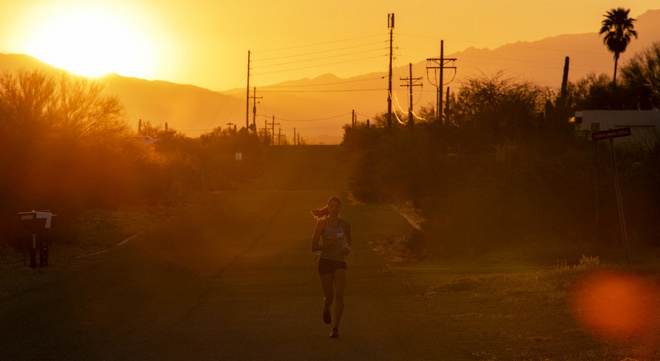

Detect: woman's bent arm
[311, 220, 327, 252]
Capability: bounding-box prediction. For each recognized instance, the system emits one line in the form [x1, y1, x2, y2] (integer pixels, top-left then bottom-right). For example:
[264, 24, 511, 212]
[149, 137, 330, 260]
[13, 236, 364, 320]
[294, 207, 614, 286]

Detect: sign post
[592, 128, 631, 265]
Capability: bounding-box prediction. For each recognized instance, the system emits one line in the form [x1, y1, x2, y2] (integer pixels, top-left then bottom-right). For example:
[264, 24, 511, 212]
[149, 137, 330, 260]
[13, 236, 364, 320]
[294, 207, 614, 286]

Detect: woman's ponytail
[310, 206, 330, 220]
[310, 196, 341, 220]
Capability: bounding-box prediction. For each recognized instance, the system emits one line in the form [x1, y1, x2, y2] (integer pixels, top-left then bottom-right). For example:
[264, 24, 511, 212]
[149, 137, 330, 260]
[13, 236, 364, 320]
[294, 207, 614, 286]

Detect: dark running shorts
[317, 258, 347, 275]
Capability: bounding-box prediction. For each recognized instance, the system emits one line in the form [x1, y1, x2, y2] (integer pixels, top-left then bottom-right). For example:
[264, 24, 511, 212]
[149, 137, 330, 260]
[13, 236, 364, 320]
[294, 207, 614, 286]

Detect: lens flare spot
[570, 270, 660, 341]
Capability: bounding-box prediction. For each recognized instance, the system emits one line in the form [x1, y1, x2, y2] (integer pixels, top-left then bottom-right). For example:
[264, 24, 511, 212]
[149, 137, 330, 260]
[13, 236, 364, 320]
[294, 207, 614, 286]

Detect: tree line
[341, 36, 660, 260]
[0, 70, 270, 249]
[1, 8, 657, 258]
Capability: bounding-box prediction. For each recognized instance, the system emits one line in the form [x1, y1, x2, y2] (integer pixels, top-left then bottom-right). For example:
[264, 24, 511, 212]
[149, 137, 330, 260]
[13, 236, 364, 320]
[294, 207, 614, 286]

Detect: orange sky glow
[1, 0, 658, 91]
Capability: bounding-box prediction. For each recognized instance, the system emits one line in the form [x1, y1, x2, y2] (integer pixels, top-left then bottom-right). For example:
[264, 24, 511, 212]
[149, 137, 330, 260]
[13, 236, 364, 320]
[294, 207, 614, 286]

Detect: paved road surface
[1, 146, 470, 360]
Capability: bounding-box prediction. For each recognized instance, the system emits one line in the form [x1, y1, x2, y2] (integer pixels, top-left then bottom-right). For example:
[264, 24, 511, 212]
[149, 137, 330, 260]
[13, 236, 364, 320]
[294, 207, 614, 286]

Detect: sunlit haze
[22, 8, 154, 77]
[7, 2, 158, 78]
[1, 0, 658, 89]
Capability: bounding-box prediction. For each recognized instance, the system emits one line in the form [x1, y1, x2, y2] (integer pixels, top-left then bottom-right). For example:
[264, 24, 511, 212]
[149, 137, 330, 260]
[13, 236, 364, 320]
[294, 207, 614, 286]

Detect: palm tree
[599, 8, 638, 87]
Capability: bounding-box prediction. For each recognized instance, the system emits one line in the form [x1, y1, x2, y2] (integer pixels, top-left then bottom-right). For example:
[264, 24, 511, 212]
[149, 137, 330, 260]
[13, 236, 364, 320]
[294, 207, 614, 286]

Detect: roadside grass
[409, 255, 660, 361]
[370, 216, 660, 361]
[0, 198, 193, 298]
[3, 184, 658, 361]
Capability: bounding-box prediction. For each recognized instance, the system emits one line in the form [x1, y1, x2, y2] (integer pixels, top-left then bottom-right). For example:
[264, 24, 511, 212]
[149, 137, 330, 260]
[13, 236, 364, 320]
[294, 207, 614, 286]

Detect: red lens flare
[570, 270, 660, 344]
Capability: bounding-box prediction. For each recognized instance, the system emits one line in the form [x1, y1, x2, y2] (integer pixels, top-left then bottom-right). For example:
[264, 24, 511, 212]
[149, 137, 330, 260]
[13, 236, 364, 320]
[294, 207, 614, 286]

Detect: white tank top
[320, 219, 346, 262]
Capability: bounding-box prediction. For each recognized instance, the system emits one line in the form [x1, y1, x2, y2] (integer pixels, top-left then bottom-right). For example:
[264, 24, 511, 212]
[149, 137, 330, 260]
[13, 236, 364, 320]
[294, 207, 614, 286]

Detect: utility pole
[445, 87, 451, 124]
[246, 50, 250, 130]
[439, 41, 444, 123]
[387, 13, 394, 129]
[266, 116, 280, 145]
[249, 86, 262, 132]
[351, 109, 356, 128]
[400, 63, 422, 127]
[559, 56, 570, 111]
[426, 40, 457, 125]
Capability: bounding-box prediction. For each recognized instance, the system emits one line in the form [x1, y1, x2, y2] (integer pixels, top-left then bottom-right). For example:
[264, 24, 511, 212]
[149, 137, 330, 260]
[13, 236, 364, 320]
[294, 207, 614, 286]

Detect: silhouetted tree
[599, 8, 638, 87]
[620, 42, 660, 109]
[449, 73, 548, 147]
[567, 73, 616, 109]
[0, 69, 130, 210]
[0, 70, 126, 143]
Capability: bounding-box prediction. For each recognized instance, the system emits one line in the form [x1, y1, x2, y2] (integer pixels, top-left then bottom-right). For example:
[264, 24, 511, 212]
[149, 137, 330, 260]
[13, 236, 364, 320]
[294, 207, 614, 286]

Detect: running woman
[311, 196, 352, 338]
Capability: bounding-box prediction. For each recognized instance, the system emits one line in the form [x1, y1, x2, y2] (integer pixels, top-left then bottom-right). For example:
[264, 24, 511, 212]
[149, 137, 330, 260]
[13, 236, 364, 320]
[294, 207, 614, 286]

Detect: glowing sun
[22, 6, 156, 78]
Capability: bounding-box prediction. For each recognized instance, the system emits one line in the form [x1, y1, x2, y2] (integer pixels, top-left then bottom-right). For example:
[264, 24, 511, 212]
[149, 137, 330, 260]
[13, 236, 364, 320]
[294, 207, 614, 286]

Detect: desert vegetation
[2, 38, 660, 266]
[343, 43, 660, 264]
[0, 70, 269, 253]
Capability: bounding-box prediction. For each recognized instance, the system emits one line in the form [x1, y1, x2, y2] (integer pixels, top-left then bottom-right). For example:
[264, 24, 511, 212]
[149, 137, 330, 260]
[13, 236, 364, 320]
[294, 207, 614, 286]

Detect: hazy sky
[1, 0, 657, 91]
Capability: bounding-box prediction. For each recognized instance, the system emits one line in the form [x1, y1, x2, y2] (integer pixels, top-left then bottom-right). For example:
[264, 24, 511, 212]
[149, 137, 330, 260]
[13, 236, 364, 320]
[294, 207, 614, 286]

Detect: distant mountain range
[2, 9, 659, 144]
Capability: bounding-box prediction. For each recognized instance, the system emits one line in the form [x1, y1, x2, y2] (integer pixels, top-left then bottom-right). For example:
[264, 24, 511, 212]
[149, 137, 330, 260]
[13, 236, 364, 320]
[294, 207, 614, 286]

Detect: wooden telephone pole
[387, 13, 394, 129]
[266, 116, 280, 145]
[246, 51, 250, 130]
[249, 87, 262, 132]
[400, 63, 423, 127]
[426, 40, 456, 125]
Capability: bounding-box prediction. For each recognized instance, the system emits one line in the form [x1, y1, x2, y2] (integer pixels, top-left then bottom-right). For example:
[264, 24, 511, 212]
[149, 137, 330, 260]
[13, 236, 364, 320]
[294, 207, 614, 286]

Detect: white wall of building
[570, 109, 660, 148]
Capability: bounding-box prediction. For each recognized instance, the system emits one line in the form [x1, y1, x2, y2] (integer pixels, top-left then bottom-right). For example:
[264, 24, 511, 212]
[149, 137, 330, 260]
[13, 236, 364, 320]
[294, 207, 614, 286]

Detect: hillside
[102, 75, 244, 134]
[1, 9, 659, 144]
[0, 53, 56, 72]
[239, 9, 660, 142]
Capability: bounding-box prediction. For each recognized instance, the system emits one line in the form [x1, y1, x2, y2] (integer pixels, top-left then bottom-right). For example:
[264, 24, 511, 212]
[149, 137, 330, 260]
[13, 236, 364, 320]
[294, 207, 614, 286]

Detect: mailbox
[17, 211, 54, 268]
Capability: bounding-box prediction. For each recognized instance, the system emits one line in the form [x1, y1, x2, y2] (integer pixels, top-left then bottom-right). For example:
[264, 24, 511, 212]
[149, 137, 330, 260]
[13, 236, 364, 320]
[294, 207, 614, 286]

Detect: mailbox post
[17, 211, 54, 268]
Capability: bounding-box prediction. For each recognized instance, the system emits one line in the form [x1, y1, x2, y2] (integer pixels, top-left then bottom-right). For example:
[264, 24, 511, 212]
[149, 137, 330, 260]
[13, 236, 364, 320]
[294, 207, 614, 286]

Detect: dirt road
[1, 146, 472, 360]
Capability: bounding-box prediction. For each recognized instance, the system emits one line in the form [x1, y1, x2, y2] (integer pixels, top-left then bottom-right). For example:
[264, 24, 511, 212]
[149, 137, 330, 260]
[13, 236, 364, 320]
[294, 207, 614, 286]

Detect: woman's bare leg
[332, 269, 347, 330]
[320, 274, 334, 323]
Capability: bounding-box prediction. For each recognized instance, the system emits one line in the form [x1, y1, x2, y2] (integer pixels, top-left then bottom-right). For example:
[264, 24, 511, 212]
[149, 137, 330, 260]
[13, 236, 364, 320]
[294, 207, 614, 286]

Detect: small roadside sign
[590, 126, 632, 265]
[591, 127, 631, 141]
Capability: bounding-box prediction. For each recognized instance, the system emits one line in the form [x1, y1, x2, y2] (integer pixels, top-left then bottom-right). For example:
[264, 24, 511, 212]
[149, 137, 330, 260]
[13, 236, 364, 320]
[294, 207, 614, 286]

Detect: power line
[396, 32, 610, 56]
[251, 35, 389, 77]
[253, 48, 386, 70]
[253, 40, 386, 63]
[260, 77, 384, 93]
[260, 88, 383, 93]
[263, 76, 384, 89]
[254, 34, 384, 53]
[253, 54, 387, 76]
[256, 112, 353, 122]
